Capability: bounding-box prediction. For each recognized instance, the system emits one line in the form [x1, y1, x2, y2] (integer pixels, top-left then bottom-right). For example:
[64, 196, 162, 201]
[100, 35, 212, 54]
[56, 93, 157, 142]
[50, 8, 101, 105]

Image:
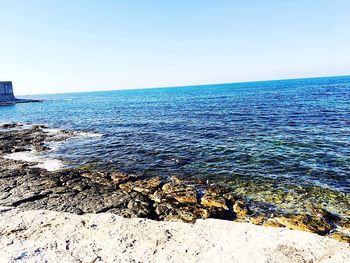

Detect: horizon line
[16, 74, 350, 97]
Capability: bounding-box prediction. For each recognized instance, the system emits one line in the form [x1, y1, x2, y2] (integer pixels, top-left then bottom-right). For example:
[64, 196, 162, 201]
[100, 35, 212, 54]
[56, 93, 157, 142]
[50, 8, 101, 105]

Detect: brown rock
[263, 219, 285, 228]
[80, 171, 111, 186]
[201, 193, 228, 210]
[249, 214, 266, 225]
[233, 201, 249, 219]
[305, 204, 341, 223]
[119, 177, 162, 195]
[110, 172, 130, 185]
[205, 185, 229, 195]
[338, 218, 350, 230]
[155, 203, 209, 223]
[330, 231, 350, 243]
[160, 182, 198, 204]
[273, 214, 333, 234]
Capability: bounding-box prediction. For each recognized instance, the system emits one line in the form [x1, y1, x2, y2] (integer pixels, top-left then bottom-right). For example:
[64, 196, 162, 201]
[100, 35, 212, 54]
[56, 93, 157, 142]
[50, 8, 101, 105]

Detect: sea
[1, 76, 350, 215]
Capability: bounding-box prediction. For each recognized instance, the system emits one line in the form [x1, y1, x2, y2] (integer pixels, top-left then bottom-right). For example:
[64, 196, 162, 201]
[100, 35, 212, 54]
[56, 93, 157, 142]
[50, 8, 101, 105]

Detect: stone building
[0, 82, 16, 101]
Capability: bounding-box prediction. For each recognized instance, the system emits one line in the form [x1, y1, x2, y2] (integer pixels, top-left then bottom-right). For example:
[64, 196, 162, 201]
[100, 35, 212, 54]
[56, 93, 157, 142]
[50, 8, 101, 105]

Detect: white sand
[0, 207, 349, 263]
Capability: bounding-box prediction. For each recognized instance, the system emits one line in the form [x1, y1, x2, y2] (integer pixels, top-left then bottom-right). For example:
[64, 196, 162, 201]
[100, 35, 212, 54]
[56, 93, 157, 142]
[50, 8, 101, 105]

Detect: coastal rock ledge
[0, 124, 349, 262]
[1, 207, 350, 263]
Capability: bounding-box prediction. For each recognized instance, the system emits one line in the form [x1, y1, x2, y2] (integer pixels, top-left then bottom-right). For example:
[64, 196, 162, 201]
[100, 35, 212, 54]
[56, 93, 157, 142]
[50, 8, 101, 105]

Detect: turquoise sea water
[1, 76, 350, 214]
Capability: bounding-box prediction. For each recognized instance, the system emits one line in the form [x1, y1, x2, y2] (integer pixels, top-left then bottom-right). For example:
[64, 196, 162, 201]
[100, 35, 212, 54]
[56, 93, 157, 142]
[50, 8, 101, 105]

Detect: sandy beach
[1, 207, 350, 263]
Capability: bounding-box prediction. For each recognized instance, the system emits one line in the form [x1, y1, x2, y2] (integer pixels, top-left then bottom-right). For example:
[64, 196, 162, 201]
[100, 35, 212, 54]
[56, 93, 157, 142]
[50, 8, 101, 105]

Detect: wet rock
[338, 218, 350, 230]
[201, 194, 228, 210]
[160, 182, 198, 204]
[233, 201, 250, 219]
[205, 185, 229, 195]
[305, 204, 341, 223]
[80, 171, 112, 186]
[249, 214, 267, 225]
[155, 203, 209, 223]
[262, 218, 285, 228]
[31, 125, 47, 131]
[119, 177, 162, 195]
[200, 185, 231, 210]
[110, 172, 130, 185]
[125, 192, 153, 218]
[330, 231, 350, 243]
[1, 123, 21, 129]
[272, 214, 333, 234]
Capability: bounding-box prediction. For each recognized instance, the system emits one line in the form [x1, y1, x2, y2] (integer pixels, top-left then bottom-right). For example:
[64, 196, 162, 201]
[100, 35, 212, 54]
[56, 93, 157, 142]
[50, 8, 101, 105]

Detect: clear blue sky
[1, 0, 349, 95]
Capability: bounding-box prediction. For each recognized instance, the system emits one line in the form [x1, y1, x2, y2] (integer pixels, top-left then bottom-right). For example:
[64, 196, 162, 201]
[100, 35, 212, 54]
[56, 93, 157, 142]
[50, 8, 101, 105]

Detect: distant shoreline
[13, 74, 350, 97]
[0, 99, 42, 106]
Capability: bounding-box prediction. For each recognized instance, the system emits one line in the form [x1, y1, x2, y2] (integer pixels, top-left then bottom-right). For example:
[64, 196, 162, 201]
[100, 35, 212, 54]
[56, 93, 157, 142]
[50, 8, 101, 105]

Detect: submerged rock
[305, 204, 341, 223]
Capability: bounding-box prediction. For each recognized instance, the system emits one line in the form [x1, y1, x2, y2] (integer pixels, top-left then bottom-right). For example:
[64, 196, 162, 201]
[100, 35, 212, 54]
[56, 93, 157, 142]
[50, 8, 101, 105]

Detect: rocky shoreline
[0, 123, 349, 244]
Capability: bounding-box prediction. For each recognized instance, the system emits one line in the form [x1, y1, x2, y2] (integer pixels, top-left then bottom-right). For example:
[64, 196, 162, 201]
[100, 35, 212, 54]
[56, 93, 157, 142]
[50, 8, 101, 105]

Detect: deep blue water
[1, 76, 350, 196]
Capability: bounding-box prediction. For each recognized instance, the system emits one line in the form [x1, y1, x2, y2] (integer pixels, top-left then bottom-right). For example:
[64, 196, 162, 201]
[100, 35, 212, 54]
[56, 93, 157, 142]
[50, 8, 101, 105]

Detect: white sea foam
[3, 151, 64, 172]
[42, 128, 103, 138]
[2, 124, 103, 171]
[75, 131, 103, 138]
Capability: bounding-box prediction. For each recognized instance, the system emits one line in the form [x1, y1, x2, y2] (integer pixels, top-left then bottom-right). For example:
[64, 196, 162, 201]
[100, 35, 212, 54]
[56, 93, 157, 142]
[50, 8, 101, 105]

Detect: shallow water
[1, 76, 350, 215]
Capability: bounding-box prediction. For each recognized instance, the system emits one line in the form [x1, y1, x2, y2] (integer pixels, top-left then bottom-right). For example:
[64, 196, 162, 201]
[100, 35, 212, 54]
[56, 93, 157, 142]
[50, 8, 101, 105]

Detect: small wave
[75, 131, 103, 138]
[3, 150, 64, 171]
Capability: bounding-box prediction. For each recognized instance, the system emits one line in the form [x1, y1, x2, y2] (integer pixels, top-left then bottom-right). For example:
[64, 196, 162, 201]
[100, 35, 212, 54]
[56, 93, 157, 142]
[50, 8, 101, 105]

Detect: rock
[32, 125, 47, 131]
[80, 171, 112, 186]
[273, 215, 333, 234]
[110, 172, 130, 185]
[249, 214, 266, 225]
[201, 194, 228, 210]
[1, 123, 21, 129]
[338, 218, 350, 230]
[262, 219, 285, 228]
[119, 177, 162, 195]
[160, 182, 198, 204]
[305, 204, 341, 223]
[330, 231, 350, 243]
[200, 185, 231, 210]
[126, 193, 153, 218]
[233, 201, 249, 219]
[205, 185, 229, 195]
[155, 203, 209, 223]
[169, 176, 182, 185]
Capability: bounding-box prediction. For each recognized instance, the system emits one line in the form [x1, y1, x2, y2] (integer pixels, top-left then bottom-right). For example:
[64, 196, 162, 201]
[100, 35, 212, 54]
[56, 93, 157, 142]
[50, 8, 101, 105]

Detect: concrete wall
[0, 82, 16, 101]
